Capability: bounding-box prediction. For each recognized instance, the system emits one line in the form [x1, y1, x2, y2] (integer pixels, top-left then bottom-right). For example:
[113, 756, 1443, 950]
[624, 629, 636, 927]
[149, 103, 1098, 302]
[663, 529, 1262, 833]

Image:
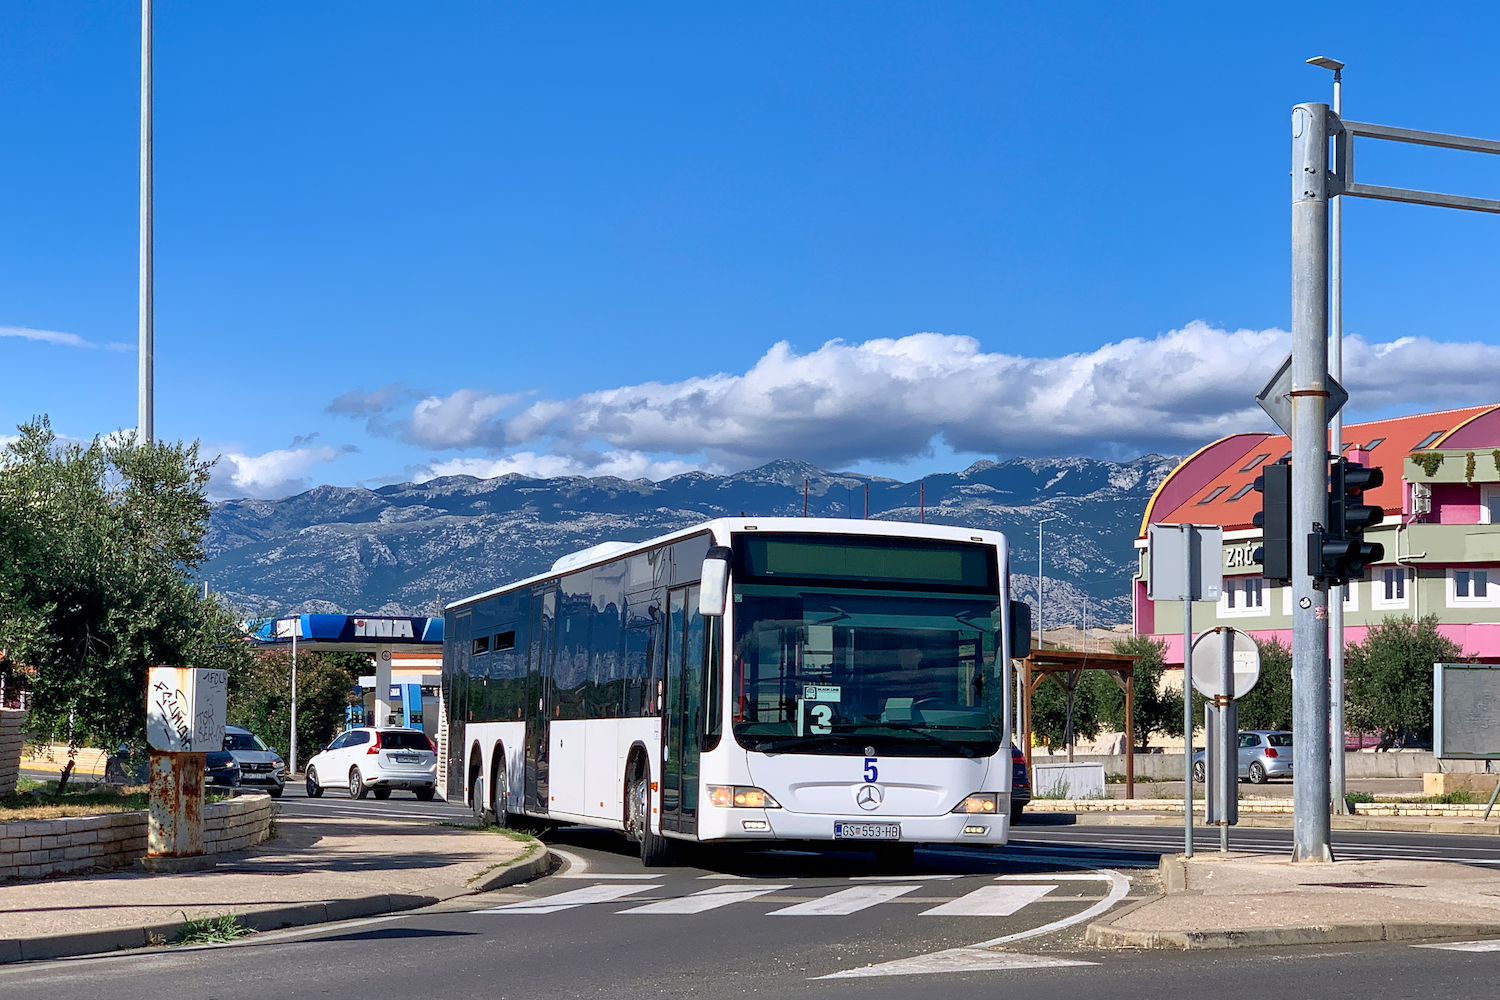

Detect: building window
[1197, 486, 1229, 505]
[1449, 567, 1498, 608]
[1340, 577, 1360, 612]
[1482, 485, 1500, 525]
[1238, 453, 1271, 473]
[1414, 431, 1444, 449]
[1362, 437, 1386, 451]
[1228, 483, 1255, 501]
[1220, 576, 1269, 618]
[1373, 567, 1410, 609]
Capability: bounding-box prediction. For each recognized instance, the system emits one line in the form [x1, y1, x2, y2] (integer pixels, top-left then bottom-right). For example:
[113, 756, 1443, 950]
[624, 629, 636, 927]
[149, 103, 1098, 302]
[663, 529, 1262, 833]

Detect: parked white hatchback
[304, 727, 439, 801]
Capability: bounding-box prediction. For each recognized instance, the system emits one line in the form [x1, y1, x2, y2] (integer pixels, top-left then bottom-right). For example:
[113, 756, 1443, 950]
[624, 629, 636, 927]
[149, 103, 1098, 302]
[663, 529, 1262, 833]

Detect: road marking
[921, 884, 1056, 916]
[849, 874, 962, 881]
[995, 872, 1131, 881]
[619, 883, 790, 914]
[770, 884, 920, 915]
[819, 949, 1095, 978]
[480, 883, 658, 913]
[557, 872, 662, 879]
[1413, 939, 1500, 952]
[820, 867, 1129, 979]
[697, 873, 749, 879]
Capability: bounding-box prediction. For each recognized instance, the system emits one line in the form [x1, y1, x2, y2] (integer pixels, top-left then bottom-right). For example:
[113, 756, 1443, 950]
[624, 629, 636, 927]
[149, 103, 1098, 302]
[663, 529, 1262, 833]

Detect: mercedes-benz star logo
[855, 784, 884, 811]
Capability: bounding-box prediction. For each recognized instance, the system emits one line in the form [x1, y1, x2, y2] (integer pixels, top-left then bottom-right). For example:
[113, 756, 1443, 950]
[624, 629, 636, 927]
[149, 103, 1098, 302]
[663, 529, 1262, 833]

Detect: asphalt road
[4, 822, 1500, 1000]
[272, 775, 473, 825]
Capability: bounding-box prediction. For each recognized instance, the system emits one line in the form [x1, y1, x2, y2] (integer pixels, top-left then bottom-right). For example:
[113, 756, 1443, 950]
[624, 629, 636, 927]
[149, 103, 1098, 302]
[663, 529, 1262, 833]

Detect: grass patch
[174, 913, 252, 945]
[0, 782, 150, 821]
[1345, 791, 1376, 807]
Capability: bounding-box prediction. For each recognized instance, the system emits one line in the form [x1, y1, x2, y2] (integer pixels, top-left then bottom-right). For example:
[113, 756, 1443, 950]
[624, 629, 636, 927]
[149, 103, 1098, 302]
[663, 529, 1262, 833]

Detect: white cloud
[209, 445, 350, 499]
[389, 322, 1500, 468]
[0, 325, 134, 351]
[416, 450, 701, 483]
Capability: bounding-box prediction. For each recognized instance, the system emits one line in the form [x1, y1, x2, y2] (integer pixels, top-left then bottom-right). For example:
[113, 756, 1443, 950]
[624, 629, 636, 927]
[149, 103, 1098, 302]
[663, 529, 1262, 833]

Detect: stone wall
[1034, 750, 1488, 781]
[0, 709, 23, 796]
[0, 792, 274, 882]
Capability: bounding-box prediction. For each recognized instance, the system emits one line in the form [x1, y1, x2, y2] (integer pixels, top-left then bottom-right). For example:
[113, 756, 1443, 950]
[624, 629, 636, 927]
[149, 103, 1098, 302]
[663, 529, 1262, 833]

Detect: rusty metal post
[148, 750, 205, 856]
[1125, 672, 1136, 800]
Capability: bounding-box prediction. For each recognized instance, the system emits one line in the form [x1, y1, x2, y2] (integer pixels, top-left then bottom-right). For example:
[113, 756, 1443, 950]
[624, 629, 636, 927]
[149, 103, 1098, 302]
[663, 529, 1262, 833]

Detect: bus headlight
[951, 793, 999, 814]
[707, 785, 781, 809]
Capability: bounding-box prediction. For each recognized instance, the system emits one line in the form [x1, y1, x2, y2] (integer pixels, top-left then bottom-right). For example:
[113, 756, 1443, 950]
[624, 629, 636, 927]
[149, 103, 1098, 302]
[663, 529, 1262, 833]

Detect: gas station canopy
[246, 614, 444, 652]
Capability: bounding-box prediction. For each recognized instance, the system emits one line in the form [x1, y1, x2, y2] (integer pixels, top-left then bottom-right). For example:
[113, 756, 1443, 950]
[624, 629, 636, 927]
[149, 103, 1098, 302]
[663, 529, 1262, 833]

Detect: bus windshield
[731, 585, 1004, 756]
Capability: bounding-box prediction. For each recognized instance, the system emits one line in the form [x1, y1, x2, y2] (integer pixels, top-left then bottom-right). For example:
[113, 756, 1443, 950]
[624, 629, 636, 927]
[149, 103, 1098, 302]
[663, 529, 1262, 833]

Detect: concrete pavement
[1088, 852, 1500, 949]
[0, 806, 546, 963]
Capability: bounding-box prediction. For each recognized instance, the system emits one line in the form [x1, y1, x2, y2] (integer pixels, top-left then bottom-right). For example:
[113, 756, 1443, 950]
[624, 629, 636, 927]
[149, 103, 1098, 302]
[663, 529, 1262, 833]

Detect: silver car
[1192, 729, 1294, 784]
[223, 725, 287, 797]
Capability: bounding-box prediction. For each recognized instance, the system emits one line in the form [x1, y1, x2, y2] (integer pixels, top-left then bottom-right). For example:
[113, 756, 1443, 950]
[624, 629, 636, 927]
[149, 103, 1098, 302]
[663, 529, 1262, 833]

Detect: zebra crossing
[478, 874, 1077, 918]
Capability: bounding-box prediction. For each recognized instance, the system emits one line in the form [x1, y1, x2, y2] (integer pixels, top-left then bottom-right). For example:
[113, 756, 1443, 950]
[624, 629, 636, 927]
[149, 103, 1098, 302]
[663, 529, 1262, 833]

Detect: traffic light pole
[1290, 103, 1334, 862]
[1328, 68, 1348, 818]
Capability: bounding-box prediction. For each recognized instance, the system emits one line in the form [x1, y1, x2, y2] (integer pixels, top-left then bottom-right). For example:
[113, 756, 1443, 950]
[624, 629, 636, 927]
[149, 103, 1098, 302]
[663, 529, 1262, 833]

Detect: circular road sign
[1189, 627, 1261, 699]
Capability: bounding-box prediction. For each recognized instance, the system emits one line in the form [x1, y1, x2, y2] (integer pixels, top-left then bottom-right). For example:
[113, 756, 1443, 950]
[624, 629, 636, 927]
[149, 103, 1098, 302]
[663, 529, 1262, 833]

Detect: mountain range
[204, 455, 1179, 627]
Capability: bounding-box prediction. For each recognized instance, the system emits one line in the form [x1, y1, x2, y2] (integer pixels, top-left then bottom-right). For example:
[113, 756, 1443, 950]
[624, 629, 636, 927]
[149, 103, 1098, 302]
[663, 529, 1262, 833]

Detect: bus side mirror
[1008, 600, 1032, 658]
[699, 546, 733, 617]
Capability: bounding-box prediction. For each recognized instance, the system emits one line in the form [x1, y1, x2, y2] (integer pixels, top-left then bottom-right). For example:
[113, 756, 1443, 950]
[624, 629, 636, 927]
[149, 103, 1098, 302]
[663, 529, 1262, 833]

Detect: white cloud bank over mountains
[345, 322, 1500, 481]
[210, 444, 351, 499]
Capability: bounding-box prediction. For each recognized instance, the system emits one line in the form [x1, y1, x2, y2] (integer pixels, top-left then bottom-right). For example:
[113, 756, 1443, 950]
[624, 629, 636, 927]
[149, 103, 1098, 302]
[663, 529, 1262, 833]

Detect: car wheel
[415, 786, 436, 802]
[268, 785, 283, 799]
[1192, 760, 1206, 784]
[373, 787, 392, 800]
[1010, 803, 1025, 825]
[350, 767, 370, 799]
[629, 765, 674, 867]
[1248, 761, 1267, 784]
[306, 768, 323, 798]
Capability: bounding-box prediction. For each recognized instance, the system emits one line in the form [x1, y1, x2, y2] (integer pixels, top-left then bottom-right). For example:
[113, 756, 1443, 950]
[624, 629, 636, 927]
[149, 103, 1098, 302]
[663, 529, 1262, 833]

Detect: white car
[304, 727, 439, 801]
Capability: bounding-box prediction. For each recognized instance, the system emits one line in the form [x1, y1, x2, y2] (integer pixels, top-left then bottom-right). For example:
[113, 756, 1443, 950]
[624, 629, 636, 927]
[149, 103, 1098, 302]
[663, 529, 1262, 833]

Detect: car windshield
[731, 585, 1003, 756]
[1266, 733, 1293, 747]
[383, 732, 435, 751]
[224, 732, 270, 752]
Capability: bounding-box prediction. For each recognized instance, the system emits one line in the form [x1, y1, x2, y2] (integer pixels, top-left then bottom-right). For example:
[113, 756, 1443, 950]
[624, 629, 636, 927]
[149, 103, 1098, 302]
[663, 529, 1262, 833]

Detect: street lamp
[1309, 54, 1348, 815]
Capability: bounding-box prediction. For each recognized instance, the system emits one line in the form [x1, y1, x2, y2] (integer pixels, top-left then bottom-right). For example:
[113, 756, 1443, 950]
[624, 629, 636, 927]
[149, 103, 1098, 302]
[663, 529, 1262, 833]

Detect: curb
[0, 842, 553, 965]
[1085, 918, 1500, 950]
[1030, 811, 1500, 836]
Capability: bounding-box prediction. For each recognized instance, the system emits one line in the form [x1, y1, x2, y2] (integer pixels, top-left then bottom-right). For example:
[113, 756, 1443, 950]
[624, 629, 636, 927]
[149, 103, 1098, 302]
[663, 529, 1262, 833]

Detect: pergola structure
[1020, 647, 1142, 799]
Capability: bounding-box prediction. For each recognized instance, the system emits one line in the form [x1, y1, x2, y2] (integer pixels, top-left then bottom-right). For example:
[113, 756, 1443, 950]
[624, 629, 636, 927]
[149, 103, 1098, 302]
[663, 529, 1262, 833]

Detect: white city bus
[444, 517, 1029, 866]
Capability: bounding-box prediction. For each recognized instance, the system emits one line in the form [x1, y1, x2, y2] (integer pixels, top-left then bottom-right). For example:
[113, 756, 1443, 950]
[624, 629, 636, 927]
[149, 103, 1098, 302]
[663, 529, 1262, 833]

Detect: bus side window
[702, 616, 722, 750]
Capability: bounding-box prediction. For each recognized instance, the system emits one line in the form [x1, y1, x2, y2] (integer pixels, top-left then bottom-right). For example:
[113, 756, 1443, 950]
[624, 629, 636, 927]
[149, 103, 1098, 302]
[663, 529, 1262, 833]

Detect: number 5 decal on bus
[863, 758, 878, 783]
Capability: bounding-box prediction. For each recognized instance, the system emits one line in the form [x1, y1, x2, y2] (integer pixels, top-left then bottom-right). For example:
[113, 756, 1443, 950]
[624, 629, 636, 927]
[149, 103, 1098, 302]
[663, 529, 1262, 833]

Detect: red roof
[1139, 404, 1500, 535]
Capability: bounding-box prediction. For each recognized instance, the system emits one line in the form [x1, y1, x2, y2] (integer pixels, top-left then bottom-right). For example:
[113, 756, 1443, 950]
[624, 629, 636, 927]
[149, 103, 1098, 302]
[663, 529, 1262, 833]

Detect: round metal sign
[1189, 627, 1261, 699]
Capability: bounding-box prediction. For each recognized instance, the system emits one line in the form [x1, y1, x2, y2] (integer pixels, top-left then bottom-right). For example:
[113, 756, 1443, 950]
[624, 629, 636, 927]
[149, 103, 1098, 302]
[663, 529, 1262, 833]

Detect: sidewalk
[1087, 853, 1500, 949]
[0, 811, 547, 963]
[1024, 799, 1500, 835]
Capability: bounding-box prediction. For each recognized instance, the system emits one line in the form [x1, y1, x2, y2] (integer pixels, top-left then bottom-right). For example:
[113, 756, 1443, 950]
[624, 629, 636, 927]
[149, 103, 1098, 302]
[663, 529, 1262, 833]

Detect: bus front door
[661, 584, 704, 835]
[525, 585, 557, 814]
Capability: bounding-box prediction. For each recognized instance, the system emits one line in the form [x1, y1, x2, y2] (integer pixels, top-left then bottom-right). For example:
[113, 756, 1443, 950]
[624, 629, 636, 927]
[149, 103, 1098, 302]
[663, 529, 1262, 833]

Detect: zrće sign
[146, 667, 228, 753]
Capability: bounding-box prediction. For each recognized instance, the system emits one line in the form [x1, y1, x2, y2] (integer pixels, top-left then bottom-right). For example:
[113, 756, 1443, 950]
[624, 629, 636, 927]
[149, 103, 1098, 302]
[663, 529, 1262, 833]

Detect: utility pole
[1309, 55, 1349, 816]
[289, 621, 299, 776]
[1290, 102, 1334, 861]
[138, 0, 154, 444]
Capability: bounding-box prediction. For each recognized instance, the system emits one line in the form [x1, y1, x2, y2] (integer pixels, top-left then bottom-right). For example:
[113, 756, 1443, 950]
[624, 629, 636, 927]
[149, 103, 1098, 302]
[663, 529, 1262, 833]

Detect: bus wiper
[751, 734, 848, 754]
[841, 722, 979, 758]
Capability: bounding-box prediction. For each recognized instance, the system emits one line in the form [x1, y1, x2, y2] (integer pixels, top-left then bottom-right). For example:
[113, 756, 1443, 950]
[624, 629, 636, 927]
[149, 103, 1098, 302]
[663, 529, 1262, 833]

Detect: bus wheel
[472, 772, 490, 827]
[629, 768, 674, 867]
[492, 761, 509, 828]
[872, 842, 915, 870]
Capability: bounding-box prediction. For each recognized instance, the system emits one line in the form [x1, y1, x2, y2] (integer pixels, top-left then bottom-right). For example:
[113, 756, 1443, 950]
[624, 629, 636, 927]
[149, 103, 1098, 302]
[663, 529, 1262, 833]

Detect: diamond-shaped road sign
[1256, 353, 1348, 436]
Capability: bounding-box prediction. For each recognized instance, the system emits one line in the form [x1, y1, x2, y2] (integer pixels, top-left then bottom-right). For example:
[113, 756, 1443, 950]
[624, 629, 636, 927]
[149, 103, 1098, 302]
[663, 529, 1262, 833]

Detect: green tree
[1346, 614, 1462, 746]
[0, 418, 254, 786]
[227, 649, 367, 763]
[1100, 635, 1185, 748]
[1237, 636, 1293, 731]
[1028, 666, 1109, 751]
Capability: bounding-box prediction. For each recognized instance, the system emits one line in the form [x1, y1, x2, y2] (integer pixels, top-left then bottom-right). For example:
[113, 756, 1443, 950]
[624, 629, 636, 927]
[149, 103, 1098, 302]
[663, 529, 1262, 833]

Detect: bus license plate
[834, 822, 900, 841]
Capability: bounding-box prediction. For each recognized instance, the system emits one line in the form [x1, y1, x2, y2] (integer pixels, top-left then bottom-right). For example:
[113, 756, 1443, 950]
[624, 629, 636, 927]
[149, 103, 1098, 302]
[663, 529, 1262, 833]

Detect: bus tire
[472, 772, 490, 827]
[491, 757, 510, 828]
[629, 768, 674, 867]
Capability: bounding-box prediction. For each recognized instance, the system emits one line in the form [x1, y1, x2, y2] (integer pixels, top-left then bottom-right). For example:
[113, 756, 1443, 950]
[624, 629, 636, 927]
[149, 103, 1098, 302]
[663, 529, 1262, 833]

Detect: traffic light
[1252, 460, 1291, 581]
[1313, 458, 1385, 584]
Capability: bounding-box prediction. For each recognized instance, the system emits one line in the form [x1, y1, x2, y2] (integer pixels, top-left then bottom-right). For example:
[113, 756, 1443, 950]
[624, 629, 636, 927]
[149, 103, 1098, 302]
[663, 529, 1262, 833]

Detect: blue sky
[5, 2, 1500, 498]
